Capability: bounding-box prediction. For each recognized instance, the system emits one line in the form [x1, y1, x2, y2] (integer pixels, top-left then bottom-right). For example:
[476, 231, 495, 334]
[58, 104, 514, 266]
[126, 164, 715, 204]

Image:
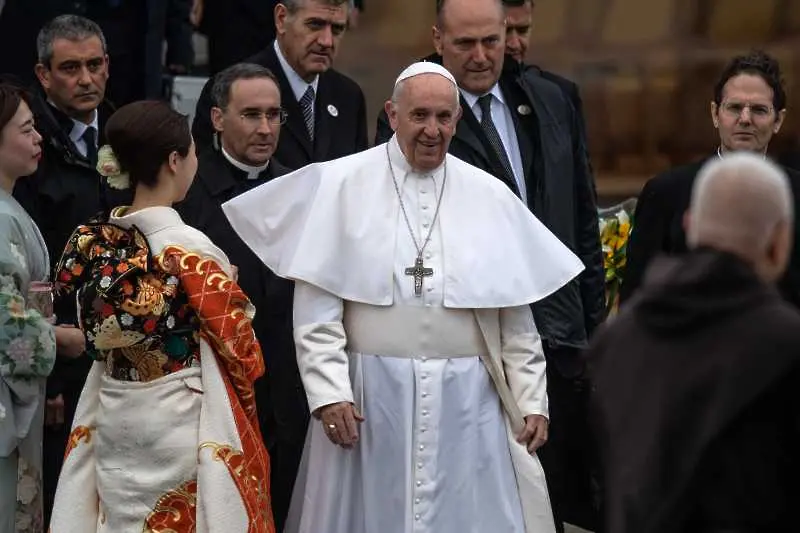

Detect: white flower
[166, 315, 175, 329]
[97, 145, 131, 190]
[167, 276, 179, 286]
[107, 173, 131, 190]
[17, 473, 38, 505]
[616, 210, 630, 225]
[120, 313, 134, 326]
[99, 276, 112, 289]
[7, 337, 33, 363]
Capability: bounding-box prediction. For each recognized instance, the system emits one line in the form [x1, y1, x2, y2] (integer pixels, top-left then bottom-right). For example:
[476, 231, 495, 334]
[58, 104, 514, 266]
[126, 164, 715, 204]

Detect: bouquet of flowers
[598, 198, 636, 317]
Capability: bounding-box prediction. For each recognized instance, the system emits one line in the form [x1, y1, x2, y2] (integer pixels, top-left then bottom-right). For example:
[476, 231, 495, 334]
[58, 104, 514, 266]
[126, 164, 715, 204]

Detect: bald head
[436, 0, 505, 29]
[687, 153, 793, 280]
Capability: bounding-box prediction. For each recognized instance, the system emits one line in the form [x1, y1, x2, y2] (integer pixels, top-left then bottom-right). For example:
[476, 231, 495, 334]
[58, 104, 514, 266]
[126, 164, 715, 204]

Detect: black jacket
[620, 157, 800, 307]
[13, 88, 132, 399]
[590, 249, 800, 532]
[192, 41, 368, 169]
[175, 149, 304, 442]
[375, 54, 605, 353]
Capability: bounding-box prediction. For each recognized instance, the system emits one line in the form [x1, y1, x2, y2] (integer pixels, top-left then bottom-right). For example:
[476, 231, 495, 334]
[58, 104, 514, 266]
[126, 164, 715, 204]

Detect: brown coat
[589, 249, 800, 532]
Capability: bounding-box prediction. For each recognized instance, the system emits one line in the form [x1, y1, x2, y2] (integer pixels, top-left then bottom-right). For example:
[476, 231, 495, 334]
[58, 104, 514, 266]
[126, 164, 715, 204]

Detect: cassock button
[421, 392, 429, 398]
[416, 480, 422, 487]
[426, 286, 434, 292]
[419, 444, 425, 451]
[421, 205, 429, 210]
[422, 222, 430, 228]
[415, 514, 421, 521]
[417, 462, 423, 469]
[422, 410, 429, 416]
[425, 252, 432, 259]
[421, 356, 428, 362]
[415, 498, 421, 504]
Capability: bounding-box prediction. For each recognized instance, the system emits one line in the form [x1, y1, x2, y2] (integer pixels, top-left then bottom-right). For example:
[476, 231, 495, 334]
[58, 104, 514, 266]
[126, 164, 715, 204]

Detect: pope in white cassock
[221, 62, 585, 533]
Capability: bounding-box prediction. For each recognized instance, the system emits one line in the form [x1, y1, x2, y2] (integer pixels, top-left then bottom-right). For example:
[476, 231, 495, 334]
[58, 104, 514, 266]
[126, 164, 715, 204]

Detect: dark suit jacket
[620, 158, 800, 307]
[375, 55, 605, 356]
[192, 41, 368, 168]
[176, 149, 306, 445]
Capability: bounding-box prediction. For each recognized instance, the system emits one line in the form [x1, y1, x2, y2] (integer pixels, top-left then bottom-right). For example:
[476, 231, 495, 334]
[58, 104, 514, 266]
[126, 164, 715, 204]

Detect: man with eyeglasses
[176, 61, 298, 530]
[192, 0, 367, 170]
[621, 50, 800, 308]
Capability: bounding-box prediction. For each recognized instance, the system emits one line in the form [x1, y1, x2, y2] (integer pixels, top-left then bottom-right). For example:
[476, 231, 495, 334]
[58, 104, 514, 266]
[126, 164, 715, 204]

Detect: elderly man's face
[211, 77, 283, 166]
[711, 73, 785, 154]
[35, 36, 108, 123]
[385, 74, 462, 172]
[275, 0, 348, 82]
[505, 1, 532, 63]
[433, 0, 506, 95]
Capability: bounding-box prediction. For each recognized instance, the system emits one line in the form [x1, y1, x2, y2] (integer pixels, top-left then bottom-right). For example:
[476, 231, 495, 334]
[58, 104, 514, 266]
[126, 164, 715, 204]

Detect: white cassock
[222, 136, 585, 533]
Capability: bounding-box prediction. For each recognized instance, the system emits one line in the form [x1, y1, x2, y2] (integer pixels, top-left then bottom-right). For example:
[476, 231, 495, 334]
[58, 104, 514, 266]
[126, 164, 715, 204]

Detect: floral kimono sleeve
[0, 215, 56, 380]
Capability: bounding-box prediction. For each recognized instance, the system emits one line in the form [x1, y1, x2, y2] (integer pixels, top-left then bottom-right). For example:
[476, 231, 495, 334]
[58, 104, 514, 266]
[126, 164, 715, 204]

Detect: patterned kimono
[0, 189, 57, 533]
[48, 206, 273, 532]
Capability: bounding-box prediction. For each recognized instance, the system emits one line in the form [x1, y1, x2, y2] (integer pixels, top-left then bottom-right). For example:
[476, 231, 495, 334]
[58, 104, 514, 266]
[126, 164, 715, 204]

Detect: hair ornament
[96, 144, 130, 190]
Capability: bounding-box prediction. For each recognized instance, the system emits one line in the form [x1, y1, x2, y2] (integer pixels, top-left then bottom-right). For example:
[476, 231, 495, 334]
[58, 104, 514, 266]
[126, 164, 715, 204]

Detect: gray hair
[211, 63, 280, 110]
[281, 0, 350, 14]
[36, 15, 107, 67]
[687, 152, 793, 258]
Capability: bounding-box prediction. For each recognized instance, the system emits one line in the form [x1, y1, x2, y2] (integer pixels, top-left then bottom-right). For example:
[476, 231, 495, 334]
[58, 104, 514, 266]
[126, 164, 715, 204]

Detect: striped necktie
[300, 86, 315, 141]
[478, 94, 515, 188]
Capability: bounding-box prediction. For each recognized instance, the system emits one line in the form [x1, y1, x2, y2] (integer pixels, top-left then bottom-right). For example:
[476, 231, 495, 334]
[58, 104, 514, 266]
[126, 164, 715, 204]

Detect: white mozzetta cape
[222, 136, 584, 308]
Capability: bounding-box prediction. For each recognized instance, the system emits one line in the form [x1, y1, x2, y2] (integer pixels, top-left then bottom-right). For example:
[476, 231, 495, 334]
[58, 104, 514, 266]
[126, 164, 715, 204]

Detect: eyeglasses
[239, 109, 288, 127]
[720, 101, 774, 120]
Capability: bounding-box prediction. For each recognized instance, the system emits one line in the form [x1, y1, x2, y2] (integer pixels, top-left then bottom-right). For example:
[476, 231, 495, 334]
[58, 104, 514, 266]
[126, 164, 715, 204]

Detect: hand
[516, 414, 548, 454]
[190, 0, 203, 27]
[317, 401, 364, 448]
[55, 325, 85, 358]
[45, 394, 65, 427]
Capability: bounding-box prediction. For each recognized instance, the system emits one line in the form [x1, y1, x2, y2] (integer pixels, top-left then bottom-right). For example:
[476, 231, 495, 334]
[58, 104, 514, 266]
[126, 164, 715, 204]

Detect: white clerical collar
[388, 134, 445, 182]
[221, 146, 269, 180]
[460, 83, 506, 112]
[274, 40, 320, 103]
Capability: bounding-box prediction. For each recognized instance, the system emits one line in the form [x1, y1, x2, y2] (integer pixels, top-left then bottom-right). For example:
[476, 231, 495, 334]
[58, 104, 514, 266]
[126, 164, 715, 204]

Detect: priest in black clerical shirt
[175, 62, 300, 532]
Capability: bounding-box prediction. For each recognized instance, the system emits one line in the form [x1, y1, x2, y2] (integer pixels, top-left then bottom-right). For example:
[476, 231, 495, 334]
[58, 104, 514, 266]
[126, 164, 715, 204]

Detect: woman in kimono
[48, 101, 273, 532]
[0, 83, 86, 533]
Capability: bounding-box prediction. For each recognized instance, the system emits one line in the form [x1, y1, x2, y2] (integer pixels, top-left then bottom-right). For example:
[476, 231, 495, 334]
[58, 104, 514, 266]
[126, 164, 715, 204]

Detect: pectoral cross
[404, 256, 433, 297]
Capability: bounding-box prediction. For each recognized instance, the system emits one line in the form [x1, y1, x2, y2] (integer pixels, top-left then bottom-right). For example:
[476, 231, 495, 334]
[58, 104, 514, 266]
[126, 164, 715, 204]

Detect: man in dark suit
[621, 50, 800, 308]
[0, 0, 193, 105]
[192, 0, 367, 169]
[376, 1, 604, 531]
[11, 15, 132, 527]
[177, 62, 298, 530]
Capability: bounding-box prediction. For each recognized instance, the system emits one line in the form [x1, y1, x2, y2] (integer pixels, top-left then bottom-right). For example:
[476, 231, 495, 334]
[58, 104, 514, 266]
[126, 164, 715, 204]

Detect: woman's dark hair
[104, 100, 191, 188]
[0, 81, 33, 137]
[713, 50, 786, 111]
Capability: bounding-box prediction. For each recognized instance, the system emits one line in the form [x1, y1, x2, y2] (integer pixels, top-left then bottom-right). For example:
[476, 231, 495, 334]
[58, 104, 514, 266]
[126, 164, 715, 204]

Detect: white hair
[687, 152, 793, 258]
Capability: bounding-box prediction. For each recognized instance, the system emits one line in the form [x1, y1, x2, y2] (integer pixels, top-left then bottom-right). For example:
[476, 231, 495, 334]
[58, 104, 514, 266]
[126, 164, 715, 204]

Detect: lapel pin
[517, 104, 532, 116]
[327, 104, 339, 117]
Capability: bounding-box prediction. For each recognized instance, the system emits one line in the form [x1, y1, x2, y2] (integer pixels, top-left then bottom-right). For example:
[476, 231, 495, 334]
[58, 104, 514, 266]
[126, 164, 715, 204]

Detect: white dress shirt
[460, 84, 527, 204]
